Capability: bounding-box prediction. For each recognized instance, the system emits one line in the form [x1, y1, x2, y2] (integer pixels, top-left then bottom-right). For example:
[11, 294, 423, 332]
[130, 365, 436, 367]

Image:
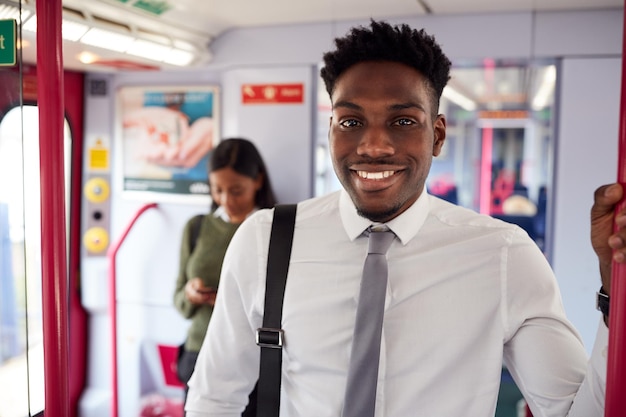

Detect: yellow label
[89, 148, 109, 171]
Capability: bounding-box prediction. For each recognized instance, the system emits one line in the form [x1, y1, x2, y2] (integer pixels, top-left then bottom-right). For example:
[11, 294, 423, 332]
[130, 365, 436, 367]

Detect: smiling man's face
[329, 60, 447, 222]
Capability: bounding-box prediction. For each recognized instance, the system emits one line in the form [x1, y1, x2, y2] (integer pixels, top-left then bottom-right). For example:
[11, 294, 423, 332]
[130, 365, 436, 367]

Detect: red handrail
[107, 203, 158, 417]
[605, 6, 626, 416]
[37, 0, 70, 416]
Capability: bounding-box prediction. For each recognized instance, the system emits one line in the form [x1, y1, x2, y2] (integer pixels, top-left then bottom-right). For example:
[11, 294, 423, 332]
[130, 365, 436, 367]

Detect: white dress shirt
[186, 190, 608, 417]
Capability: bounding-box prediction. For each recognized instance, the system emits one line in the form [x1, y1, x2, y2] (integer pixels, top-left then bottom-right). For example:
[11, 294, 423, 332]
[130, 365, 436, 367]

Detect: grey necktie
[342, 225, 396, 417]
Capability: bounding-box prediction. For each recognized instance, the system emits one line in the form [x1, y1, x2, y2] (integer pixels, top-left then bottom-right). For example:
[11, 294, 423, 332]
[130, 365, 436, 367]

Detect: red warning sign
[242, 83, 304, 104]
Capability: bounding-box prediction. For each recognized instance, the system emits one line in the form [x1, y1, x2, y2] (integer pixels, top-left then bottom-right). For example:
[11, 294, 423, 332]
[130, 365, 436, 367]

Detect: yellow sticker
[89, 147, 109, 171]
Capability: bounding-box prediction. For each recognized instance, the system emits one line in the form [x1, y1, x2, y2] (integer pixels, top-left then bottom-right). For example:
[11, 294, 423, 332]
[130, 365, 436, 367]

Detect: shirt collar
[338, 188, 430, 245]
[213, 206, 258, 223]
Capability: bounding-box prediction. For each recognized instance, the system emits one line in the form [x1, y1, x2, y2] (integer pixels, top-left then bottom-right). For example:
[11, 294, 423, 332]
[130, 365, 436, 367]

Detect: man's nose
[357, 127, 394, 157]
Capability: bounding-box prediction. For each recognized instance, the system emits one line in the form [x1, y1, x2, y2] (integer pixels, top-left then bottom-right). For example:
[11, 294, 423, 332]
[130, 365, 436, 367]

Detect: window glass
[0, 105, 72, 417]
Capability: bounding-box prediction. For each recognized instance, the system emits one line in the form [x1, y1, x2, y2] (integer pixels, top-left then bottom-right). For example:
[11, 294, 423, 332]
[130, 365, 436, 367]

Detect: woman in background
[174, 138, 277, 416]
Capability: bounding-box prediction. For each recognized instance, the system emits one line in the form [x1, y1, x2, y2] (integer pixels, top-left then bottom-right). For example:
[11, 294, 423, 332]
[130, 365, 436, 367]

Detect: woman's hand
[185, 277, 217, 306]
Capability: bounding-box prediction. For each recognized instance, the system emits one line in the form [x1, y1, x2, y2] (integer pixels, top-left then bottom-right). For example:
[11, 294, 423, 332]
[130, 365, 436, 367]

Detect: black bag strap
[189, 214, 204, 254]
[256, 204, 297, 417]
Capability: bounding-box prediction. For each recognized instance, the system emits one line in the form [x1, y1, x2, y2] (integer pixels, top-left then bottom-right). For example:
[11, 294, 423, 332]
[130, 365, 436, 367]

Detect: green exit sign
[0, 19, 16, 67]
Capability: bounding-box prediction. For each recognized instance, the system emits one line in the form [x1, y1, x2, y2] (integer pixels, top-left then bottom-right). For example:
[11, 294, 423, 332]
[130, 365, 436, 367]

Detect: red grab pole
[604, 5, 626, 416]
[36, 0, 70, 416]
[107, 203, 158, 417]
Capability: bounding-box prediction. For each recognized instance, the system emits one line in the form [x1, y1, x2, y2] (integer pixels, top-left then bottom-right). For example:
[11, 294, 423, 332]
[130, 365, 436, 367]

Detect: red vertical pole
[605, 5, 626, 416]
[479, 126, 493, 214]
[36, 0, 70, 416]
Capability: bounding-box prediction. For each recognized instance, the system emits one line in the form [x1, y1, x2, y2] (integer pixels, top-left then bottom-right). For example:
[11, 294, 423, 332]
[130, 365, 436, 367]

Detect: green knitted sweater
[173, 212, 240, 352]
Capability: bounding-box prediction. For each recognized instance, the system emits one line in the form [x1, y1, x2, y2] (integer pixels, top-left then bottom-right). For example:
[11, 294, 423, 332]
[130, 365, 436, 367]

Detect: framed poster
[116, 85, 219, 203]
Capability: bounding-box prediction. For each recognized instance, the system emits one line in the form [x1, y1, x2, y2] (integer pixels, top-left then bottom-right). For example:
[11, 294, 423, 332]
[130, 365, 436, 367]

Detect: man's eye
[339, 119, 361, 128]
[394, 118, 415, 126]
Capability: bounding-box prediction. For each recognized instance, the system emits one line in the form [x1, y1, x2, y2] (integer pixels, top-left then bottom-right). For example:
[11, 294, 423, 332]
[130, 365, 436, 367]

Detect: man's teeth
[357, 170, 395, 180]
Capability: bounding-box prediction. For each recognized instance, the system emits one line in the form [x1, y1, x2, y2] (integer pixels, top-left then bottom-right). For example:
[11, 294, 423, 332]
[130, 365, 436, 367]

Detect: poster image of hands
[117, 85, 219, 201]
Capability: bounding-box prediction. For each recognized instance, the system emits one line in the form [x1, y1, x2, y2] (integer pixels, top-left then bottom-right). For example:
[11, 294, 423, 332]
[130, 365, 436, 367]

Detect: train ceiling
[1, 0, 623, 72]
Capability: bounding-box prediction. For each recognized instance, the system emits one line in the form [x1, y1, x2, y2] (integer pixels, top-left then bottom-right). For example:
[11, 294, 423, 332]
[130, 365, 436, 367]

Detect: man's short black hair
[320, 20, 451, 117]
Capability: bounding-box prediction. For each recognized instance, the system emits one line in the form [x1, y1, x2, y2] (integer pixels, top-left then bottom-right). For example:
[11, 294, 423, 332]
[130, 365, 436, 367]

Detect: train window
[0, 105, 71, 417]
[433, 61, 556, 258]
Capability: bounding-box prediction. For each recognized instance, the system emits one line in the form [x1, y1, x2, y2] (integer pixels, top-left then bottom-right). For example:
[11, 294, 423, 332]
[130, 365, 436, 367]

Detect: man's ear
[433, 114, 447, 157]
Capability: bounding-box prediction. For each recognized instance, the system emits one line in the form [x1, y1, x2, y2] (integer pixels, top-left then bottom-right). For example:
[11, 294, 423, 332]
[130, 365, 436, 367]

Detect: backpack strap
[256, 204, 297, 417]
[189, 214, 204, 254]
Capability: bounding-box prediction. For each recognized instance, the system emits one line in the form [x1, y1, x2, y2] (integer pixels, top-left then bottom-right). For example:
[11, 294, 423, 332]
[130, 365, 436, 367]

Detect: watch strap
[597, 286, 610, 317]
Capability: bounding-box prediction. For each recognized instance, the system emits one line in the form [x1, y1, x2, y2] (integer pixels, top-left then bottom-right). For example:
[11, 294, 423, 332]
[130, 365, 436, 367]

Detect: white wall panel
[221, 66, 315, 204]
[553, 57, 620, 351]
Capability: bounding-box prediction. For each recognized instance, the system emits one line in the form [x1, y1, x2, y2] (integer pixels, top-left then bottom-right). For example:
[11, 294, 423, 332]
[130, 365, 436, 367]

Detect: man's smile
[350, 168, 404, 192]
[355, 170, 396, 180]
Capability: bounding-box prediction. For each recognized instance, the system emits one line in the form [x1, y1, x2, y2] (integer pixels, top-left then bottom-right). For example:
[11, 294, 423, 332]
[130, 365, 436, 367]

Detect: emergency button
[83, 226, 109, 253]
[84, 177, 110, 203]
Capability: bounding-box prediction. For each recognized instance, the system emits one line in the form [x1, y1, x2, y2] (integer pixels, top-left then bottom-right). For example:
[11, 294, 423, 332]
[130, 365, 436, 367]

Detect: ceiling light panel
[163, 48, 194, 66]
[126, 38, 172, 61]
[62, 19, 89, 41]
[80, 27, 135, 52]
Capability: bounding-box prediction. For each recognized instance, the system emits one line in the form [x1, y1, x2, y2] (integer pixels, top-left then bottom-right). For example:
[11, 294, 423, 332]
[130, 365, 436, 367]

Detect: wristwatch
[596, 286, 610, 317]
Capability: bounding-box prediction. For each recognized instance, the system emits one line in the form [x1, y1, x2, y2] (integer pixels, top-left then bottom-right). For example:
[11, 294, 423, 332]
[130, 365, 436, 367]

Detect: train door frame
[0, 60, 87, 417]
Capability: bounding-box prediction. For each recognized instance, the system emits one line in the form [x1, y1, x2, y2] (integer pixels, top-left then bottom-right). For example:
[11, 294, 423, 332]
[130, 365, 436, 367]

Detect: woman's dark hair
[320, 20, 451, 118]
[208, 137, 277, 211]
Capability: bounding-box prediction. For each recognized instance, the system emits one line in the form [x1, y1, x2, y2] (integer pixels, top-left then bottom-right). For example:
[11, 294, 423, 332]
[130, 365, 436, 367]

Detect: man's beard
[356, 203, 402, 223]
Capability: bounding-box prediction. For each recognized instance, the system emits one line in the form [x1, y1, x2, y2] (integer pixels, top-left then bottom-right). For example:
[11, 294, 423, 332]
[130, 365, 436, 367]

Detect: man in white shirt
[185, 20, 626, 416]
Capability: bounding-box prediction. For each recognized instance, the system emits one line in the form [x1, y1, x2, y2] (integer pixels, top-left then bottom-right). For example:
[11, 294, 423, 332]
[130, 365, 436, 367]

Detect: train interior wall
[78, 8, 622, 416]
